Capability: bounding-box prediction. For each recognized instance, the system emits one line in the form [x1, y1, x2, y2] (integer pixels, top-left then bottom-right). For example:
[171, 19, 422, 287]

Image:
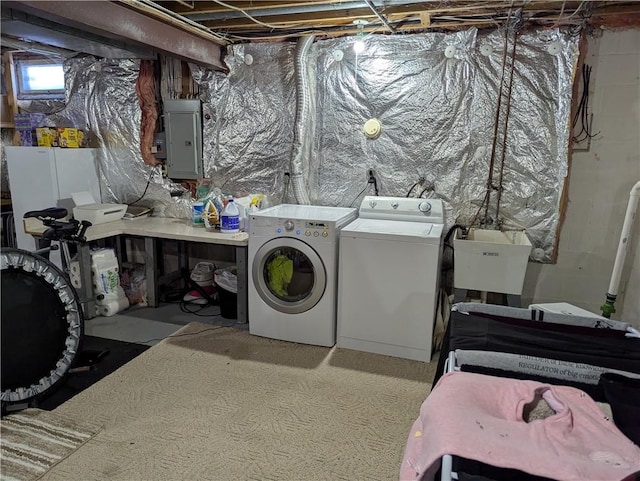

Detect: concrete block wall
[522, 28, 640, 326]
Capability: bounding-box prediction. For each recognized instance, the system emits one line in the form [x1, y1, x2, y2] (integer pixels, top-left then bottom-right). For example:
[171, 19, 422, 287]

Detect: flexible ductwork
[290, 35, 315, 205]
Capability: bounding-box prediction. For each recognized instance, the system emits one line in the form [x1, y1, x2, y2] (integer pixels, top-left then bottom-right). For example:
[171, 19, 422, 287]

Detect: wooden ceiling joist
[152, 1, 640, 40]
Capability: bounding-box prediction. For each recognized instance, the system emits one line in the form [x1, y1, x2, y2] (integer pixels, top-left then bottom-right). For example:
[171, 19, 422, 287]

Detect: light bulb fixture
[353, 19, 368, 53]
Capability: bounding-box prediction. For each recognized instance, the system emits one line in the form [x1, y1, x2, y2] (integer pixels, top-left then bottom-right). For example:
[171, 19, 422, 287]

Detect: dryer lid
[340, 218, 443, 244]
[254, 204, 357, 223]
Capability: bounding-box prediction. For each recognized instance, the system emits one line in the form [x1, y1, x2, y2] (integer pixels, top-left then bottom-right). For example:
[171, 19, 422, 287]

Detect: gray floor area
[85, 302, 246, 346]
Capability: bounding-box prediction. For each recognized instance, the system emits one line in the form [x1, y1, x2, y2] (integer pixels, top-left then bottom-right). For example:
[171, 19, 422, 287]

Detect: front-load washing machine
[337, 196, 445, 361]
[248, 204, 357, 346]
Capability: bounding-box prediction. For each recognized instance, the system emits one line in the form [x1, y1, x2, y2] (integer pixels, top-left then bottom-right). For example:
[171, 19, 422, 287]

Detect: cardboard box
[13, 113, 45, 129]
[14, 129, 35, 146]
[77, 129, 88, 147]
[35, 127, 59, 147]
[58, 128, 79, 148]
[13, 113, 45, 146]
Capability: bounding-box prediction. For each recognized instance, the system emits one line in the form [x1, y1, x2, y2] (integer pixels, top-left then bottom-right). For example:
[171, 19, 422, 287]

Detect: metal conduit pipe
[364, 0, 396, 32]
[290, 35, 315, 205]
[601, 180, 640, 318]
[175, 0, 194, 9]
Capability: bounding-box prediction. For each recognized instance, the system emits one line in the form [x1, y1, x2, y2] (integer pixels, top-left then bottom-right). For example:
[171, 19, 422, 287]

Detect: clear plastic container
[220, 198, 240, 234]
[192, 201, 204, 225]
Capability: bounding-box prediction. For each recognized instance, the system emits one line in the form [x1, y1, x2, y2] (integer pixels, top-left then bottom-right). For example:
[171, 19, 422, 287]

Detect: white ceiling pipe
[602, 180, 640, 317]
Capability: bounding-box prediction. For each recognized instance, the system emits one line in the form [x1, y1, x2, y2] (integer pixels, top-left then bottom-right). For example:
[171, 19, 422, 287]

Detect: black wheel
[1, 248, 84, 411]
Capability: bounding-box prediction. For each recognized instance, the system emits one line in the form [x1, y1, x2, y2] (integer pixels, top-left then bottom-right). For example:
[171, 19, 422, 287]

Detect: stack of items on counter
[13, 113, 89, 148]
[190, 178, 266, 233]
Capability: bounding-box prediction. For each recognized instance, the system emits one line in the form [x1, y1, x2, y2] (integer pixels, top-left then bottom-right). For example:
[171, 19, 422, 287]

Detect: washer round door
[252, 238, 326, 314]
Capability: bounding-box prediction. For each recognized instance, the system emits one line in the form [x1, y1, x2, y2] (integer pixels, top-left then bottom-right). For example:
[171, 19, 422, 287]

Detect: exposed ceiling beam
[0, 35, 77, 57]
[3, 1, 226, 71]
[1, 7, 156, 59]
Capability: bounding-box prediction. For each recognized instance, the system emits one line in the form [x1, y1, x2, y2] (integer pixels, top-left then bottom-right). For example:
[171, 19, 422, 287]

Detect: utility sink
[453, 228, 532, 295]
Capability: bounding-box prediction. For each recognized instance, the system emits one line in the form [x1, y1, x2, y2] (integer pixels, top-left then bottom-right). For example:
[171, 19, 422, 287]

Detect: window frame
[15, 57, 66, 100]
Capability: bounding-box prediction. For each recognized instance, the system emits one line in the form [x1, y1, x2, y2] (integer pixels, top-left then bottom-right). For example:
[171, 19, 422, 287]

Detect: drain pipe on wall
[290, 35, 315, 205]
[601, 180, 640, 318]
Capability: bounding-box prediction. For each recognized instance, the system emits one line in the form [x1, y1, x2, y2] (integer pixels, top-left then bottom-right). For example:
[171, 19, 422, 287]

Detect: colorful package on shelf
[58, 127, 79, 148]
[15, 129, 35, 147]
[13, 113, 45, 129]
[77, 129, 88, 147]
[35, 127, 59, 147]
[13, 113, 45, 146]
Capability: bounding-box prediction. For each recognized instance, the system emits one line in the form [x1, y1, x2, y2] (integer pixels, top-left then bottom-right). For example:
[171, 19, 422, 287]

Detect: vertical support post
[114, 234, 124, 265]
[505, 294, 522, 307]
[178, 240, 188, 277]
[144, 236, 158, 307]
[1, 52, 18, 128]
[78, 244, 95, 319]
[235, 245, 248, 324]
[453, 288, 468, 304]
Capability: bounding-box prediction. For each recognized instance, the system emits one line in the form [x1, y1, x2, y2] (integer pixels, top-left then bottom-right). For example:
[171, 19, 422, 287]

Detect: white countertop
[24, 216, 249, 247]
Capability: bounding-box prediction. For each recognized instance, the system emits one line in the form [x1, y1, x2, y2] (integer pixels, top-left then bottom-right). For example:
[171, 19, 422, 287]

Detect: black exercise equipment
[1, 208, 107, 415]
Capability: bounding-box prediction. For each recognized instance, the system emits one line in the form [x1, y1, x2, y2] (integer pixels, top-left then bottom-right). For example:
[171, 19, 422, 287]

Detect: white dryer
[248, 205, 357, 346]
[337, 196, 445, 361]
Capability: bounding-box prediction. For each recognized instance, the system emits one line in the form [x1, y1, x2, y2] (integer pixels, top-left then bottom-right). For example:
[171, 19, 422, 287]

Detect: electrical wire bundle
[134, 325, 232, 345]
[161, 286, 223, 316]
[127, 168, 155, 206]
[572, 63, 598, 144]
[349, 170, 379, 207]
[159, 267, 224, 317]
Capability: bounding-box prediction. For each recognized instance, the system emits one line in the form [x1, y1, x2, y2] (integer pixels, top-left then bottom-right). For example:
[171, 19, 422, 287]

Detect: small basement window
[15, 58, 65, 100]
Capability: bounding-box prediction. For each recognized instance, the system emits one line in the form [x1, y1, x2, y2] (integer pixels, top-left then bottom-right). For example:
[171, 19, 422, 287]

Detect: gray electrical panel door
[164, 99, 202, 179]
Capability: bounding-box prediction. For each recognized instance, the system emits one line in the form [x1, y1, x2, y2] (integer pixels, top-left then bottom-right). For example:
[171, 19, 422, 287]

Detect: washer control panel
[263, 218, 332, 241]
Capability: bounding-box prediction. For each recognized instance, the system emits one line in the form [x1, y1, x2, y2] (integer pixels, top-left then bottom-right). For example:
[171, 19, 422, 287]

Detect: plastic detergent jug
[220, 198, 240, 234]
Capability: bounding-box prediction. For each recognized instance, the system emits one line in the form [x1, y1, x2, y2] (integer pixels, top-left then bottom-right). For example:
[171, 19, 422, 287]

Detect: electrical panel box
[164, 100, 202, 179]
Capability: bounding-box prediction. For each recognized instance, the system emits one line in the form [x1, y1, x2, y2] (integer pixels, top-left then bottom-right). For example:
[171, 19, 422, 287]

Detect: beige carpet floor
[41, 323, 437, 481]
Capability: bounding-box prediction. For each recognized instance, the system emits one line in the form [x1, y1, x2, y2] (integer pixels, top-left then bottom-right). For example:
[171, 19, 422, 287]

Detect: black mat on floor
[36, 336, 150, 411]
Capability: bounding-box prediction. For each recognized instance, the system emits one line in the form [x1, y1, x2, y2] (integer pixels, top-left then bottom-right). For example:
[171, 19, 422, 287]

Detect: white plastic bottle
[220, 198, 240, 234]
[245, 199, 259, 233]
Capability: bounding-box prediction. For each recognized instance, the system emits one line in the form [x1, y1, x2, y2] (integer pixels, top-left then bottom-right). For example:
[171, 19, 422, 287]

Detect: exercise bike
[1, 207, 102, 414]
